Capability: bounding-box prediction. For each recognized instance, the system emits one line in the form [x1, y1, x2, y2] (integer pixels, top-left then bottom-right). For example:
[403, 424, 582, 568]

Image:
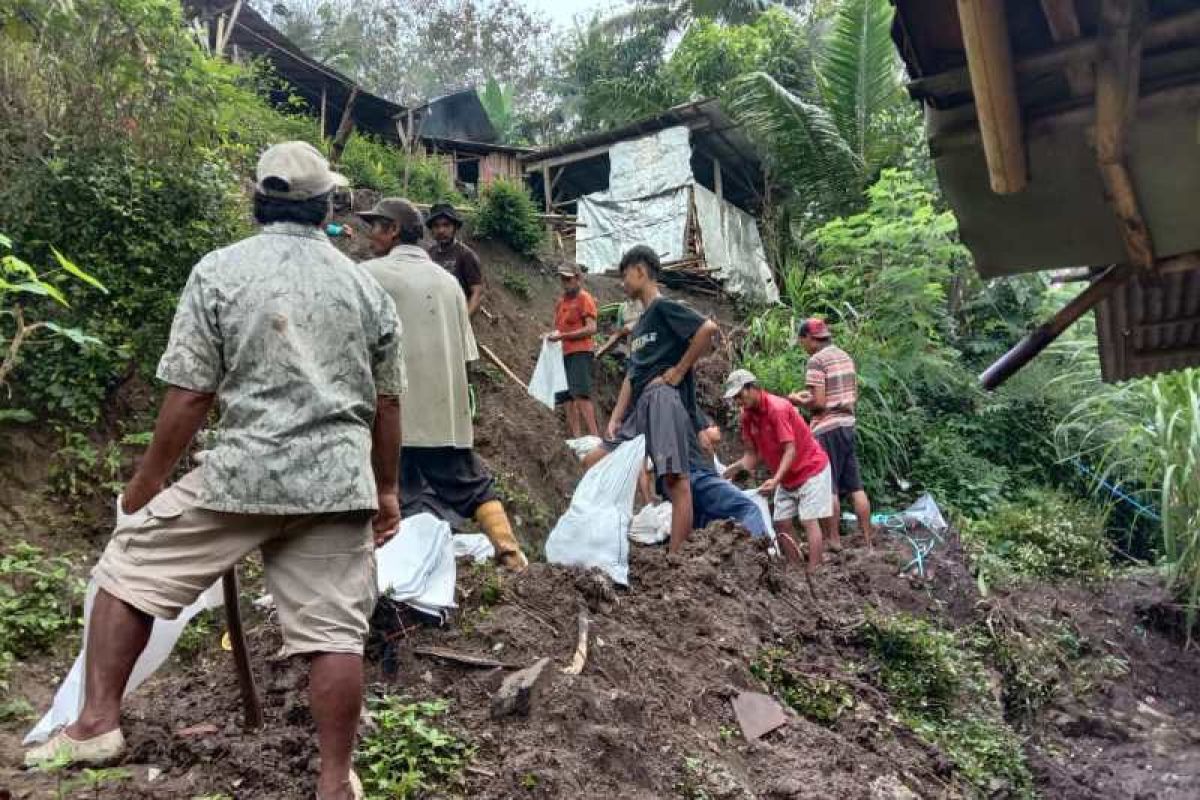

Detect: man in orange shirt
[547, 262, 600, 437]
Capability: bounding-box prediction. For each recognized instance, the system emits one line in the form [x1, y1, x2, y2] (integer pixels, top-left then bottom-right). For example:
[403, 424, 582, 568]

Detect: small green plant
[1, 233, 106, 396]
[751, 648, 854, 725]
[63, 767, 134, 799]
[174, 608, 217, 662]
[0, 543, 84, 687]
[717, 724, 738, 743]
[674, 756, 713, 800]
[501, 270, 532, 300]
[0, 695, 35, 723]
[473, 178, 545, 257]
[356, 696, 473, 799]
[963, 488, 1112, 591]
[861, 612, 1034, 797]
[520, 772, 540, 790]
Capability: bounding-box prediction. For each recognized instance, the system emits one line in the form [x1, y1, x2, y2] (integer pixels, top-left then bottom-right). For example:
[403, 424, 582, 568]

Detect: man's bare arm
[371, 394, 402, 546]
[607, 375, 633, 439]
[596, 322, 633, 358]
[123, 387, 215, 513]
[659, 319, 719, 387]
[722, 448, 759, 481]
[467, 284, 484, 316]
[554, 317, 597, 342]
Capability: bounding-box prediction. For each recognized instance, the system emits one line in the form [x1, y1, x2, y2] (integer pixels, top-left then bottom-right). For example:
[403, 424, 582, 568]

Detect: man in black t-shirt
[583, 245, 719, 553]
[426, 203, 484, 316]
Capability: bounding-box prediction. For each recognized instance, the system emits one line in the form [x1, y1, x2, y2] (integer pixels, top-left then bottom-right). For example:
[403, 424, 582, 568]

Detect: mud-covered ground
[4, 522, 1198, 799]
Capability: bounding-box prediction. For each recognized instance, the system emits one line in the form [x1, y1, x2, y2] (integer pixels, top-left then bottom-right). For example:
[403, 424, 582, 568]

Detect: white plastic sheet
[629, 502, 672, 545]
[452, 533, 495, 563]
[544, 435, 646, 585]
[25, 580, 224, 745]
[376, 513, 458, 619]
[607, 126, 693, 200]
[528, 338, 568, 409]
[565, 435, 604, 461]
[576, 189, 690, 274]
[693, 184, 779, 304]
[900, 494, 949, 536]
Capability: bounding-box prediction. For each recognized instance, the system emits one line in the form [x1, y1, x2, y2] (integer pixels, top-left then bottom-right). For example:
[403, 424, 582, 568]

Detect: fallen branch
[561, 610, 590, 675]
[413, 646, 516, 669]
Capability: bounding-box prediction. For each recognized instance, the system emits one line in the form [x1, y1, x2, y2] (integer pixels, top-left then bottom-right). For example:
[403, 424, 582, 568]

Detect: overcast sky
[522, 0, 619, 29]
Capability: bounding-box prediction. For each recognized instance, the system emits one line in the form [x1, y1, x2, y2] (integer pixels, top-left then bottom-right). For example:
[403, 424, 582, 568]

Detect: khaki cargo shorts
[94, 470, 377, 657]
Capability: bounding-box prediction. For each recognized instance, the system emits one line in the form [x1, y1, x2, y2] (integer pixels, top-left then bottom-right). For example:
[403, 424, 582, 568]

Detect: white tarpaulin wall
[573, 125, 777, 304]
[693, 184, 779, 304]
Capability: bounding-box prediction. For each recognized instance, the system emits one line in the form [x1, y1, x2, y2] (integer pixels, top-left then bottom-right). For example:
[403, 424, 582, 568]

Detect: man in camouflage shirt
[25, 142, 404, 800]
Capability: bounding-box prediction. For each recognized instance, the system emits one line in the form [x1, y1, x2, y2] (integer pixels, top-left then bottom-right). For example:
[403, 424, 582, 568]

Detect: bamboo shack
[521, 99, 779, 304]
[891, 0, 1200, 385]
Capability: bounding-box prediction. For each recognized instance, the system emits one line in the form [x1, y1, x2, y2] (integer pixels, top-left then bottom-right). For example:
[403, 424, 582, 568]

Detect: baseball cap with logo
[357, 198, 423, 230]
[256, 141, 347, 201]
[798, 317, 832, 340]
[723, 368, 758, 399]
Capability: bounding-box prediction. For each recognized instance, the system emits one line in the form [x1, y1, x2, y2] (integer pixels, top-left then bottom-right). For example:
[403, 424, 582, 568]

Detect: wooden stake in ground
[562, 610, 590, 675]
[221, 567, 264, 730]
[479, 343, 527, 390]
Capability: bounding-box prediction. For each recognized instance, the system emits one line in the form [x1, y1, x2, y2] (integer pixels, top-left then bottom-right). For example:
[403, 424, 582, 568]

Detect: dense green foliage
[963, 489, 1113, 590]
[0, 544, 84, 691]
[472, 179, 545, 257]
[338, 134, 462, 203]
[356, 696, 473, 798]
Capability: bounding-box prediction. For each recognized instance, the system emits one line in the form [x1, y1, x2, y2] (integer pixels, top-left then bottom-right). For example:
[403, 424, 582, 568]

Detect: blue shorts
[689, 467, 770, 538]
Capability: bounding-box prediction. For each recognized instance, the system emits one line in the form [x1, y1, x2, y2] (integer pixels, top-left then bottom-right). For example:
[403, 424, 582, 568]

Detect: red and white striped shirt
[805, 344, 857, 435]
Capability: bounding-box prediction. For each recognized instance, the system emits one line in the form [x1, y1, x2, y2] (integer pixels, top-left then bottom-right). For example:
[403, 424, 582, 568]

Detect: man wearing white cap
[25, 142, 405, 800]
[722, 369, 831, 570]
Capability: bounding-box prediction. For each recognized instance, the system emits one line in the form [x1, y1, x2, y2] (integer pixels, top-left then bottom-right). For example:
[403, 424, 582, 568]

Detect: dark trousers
[400, 446, 497, 525]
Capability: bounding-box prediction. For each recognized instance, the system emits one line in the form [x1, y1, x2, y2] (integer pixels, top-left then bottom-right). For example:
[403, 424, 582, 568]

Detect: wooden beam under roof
[1039, 0, 1094, 96]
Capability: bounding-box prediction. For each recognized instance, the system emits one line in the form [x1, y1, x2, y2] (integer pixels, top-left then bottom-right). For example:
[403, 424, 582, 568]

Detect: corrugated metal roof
[1096, 265, 1200, 382]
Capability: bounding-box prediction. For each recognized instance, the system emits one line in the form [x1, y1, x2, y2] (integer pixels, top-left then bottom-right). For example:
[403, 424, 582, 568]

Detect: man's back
[806, 344, 857, 434]
[157, 222, 404, 514]
[364, 245, 478, 448]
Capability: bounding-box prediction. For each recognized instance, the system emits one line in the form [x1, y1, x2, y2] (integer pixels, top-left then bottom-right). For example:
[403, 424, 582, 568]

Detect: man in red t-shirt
[546, 262, 600, 437]
[721, 369, 832, 571]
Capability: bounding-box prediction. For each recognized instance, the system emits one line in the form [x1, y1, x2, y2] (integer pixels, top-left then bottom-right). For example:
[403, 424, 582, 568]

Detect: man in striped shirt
[790, 318, 874, 549]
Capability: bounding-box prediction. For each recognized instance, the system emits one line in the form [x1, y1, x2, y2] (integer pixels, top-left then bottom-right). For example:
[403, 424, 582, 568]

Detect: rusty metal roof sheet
[1096, 267, 1200, 381]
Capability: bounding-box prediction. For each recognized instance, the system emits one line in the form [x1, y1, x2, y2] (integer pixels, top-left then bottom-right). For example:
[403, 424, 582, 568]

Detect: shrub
[910, 427, 1009, 520]
[473, 178, 544, 257]
[862, 612, 1034, 797]
[962, 488, 1112, 588]
[751, 648, 854, 725]
[356, 696, 472, 798]
[337, 134, 462, 204]
[0, 544, 84, 689]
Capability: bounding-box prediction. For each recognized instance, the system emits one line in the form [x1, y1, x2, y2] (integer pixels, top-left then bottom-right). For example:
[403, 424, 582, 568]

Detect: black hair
[398, 217, 424, 244]
[252, 192, 331, 227]
[618, 245, 660, 279]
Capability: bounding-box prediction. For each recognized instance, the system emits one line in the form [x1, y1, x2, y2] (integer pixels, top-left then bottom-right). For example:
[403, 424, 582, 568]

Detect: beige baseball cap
[723, 368, 758, 399]
[256, 141, 347, 200]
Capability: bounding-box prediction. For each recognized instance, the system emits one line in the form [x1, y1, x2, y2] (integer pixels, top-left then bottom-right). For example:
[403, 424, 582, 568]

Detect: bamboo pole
[1039, 0, 1093, 96]
[980, 264, 1133, 390]
[957, 0, 1028, 194]
[1094, 0, 1156, 278]
[479, 343, 527, 391]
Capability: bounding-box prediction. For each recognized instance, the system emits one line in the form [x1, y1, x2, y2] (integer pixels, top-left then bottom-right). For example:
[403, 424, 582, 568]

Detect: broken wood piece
[957, 0, 1028, 194]
[732, 691, 788, 741]
[479, 343, 527, 391]
[413, 646, 512, 669]
[175, 723, 219, 738]
[221, 567, 264, 731]
[561, 611, 590, 675]
[490, 657, 551, 719]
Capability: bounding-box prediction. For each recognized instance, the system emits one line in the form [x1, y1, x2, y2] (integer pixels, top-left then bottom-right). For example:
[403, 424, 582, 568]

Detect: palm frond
[584, 77, 680, 128]
[815, 0, 899, 169]
[727, 71, 857, 203]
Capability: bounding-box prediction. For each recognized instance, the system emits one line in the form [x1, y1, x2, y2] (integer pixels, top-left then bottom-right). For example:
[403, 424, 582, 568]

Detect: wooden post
[980, 264, 1132, 389]
[319, 85, 327, 140]
[957, 0, 1028, 194]
[221, 568, 264, 730]
[713, 158, 723, 201]
[1039, 0, 1093, 96]
[329, 86, 360, 164]
[541, 165, 552, 214]
[1094, 0, 1156, 278]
